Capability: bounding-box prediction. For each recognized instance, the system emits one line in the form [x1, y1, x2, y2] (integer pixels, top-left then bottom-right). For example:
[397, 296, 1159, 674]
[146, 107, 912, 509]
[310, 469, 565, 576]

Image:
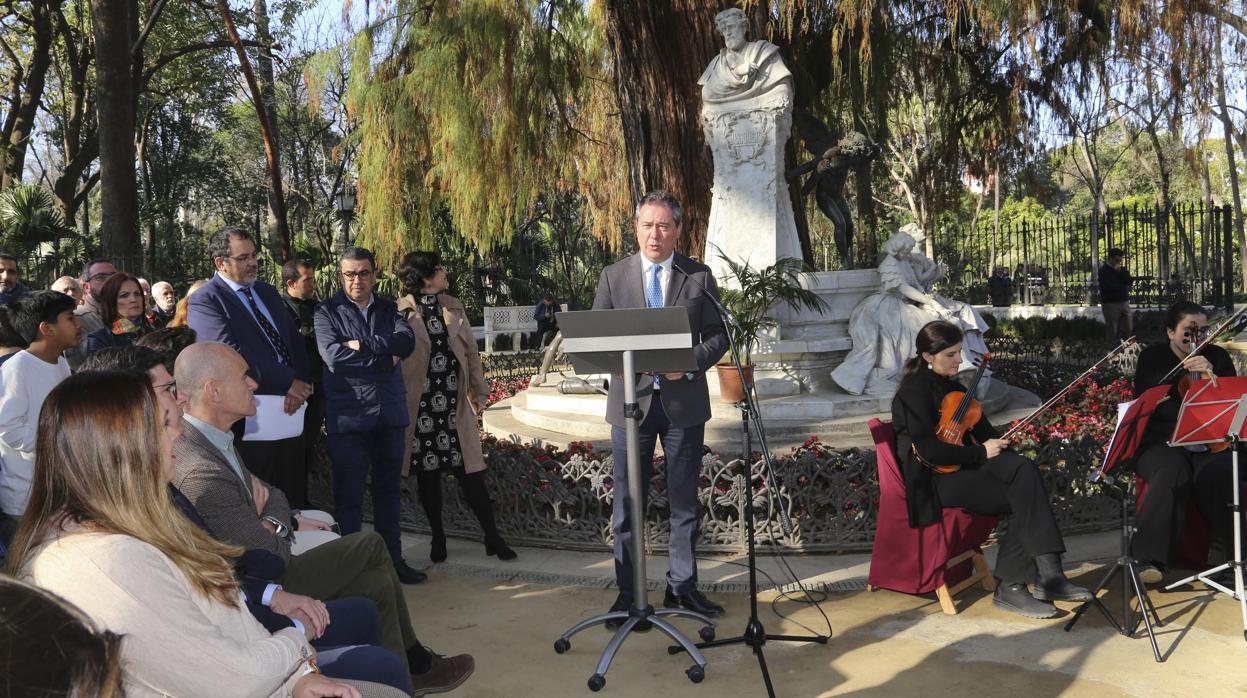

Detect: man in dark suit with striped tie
[188, 226, 315, 507]
[592, 190, 730, 626]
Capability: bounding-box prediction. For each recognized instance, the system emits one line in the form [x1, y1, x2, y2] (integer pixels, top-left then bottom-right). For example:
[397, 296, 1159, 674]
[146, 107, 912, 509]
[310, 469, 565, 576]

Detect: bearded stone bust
[698, 8, 793, 110]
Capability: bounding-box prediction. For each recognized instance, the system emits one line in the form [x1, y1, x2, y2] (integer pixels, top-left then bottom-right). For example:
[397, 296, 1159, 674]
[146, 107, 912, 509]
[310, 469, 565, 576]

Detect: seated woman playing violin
[891, 320, 1091, 618]
[1131, 301, 1241, 584]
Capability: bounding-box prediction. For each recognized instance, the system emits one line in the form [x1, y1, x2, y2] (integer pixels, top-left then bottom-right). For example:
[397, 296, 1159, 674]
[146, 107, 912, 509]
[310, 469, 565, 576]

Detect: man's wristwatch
[683, 371, 697, 382]
[262, 515, 292, 541]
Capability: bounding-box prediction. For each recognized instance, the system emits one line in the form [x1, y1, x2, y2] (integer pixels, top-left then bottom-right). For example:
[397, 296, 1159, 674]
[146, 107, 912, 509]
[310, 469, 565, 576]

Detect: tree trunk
[217, 0, 291, 260]
[93, 0, 140, 259]
[2, 0, 55, 188]
[253, 0, 281, 249]
[603, 0, 719, 258]
[1213, 21, 1246, 291]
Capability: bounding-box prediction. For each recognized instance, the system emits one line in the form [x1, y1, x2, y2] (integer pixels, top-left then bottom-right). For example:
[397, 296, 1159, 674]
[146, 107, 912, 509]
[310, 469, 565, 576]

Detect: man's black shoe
[604, 592, 631, 631]
[396, 560, 428, 585]
[663, 587, 724, 617]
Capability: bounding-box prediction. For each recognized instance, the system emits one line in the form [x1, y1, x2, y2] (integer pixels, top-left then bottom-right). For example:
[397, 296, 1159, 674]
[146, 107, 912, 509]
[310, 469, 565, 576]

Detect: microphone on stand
[671, 264, 796, 537]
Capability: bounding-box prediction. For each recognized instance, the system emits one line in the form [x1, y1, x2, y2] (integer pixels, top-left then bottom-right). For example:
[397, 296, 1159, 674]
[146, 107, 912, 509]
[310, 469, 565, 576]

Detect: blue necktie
[646, 264, 663, 308]
[647, 265, 663, 389]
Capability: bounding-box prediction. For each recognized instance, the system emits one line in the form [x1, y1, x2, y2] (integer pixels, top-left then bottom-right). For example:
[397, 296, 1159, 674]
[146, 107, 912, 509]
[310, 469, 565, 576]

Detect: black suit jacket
[591, 252, 728, 428]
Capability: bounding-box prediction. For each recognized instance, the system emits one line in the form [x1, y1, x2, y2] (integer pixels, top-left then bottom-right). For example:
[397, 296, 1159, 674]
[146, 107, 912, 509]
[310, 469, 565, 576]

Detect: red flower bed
[1006, 378, 1134, 459]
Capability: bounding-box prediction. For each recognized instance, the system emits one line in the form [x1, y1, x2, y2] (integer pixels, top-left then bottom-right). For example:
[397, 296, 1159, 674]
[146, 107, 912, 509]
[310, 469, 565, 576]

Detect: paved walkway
[392, 529, 1247, 697]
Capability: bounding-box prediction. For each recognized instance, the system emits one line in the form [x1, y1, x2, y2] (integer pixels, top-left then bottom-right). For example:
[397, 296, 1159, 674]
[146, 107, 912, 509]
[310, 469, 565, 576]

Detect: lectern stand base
[554, 604, 715, 691]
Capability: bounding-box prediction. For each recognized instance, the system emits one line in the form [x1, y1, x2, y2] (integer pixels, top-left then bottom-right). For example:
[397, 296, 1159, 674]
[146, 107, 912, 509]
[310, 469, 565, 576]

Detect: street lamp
[335, 185, 356, 251]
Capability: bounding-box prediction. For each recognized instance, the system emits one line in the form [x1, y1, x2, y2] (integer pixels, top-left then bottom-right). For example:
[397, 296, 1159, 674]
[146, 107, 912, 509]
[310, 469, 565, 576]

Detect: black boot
[993, 582, 1058, 618]
[416, 470, 447, 563]
[430, 533, 448, 563]
[1033, 553, 1093, 602]
[462, 471, 517, 561]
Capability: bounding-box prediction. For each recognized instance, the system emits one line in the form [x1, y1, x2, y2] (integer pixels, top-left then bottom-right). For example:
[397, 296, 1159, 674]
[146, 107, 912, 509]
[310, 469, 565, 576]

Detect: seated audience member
[172, 341, 474, 694]
[50, 275, 84, 305]
[0, 305, 26, 367]
[0, 291, 79, 540]
[83, 272, 155, 355]
[168, 278, 209, 328]
[137, 324, 198, 364]
[6, 371, 406, 697]
[0, 574, 124, 697]
[78, 347, 410, 692]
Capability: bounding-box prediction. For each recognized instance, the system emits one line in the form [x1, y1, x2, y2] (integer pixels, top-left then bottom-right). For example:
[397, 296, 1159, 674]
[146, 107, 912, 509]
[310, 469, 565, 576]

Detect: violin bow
[1002, 337, 1138, 440]
[1156, 304, 1247, 386]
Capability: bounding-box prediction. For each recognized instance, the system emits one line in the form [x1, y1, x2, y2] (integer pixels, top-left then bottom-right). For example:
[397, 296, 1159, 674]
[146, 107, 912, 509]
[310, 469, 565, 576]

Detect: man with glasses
[188, 227, 314, 508]
[66, 257, 115, 369]
[314, 247, 423, 584]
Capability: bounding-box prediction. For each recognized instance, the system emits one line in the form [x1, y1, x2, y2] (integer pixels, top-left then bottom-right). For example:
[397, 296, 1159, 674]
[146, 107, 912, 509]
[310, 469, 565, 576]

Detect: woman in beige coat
[397, 251, 516, 563]
[8, 371, 402, 698]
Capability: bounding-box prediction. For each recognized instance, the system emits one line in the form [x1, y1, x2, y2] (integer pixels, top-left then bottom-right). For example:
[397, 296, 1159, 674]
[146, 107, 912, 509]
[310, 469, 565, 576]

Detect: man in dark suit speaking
[188, 227, 314, 506]
[592, 190, 729, 624]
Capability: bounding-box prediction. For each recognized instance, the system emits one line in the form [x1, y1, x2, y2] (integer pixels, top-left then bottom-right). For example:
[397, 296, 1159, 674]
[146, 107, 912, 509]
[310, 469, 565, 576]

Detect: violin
[913, 353, 992, 474]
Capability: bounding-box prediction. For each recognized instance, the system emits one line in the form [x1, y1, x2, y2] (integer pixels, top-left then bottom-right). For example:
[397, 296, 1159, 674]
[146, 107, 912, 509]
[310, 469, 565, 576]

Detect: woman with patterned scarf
[83, 272, 154, 356]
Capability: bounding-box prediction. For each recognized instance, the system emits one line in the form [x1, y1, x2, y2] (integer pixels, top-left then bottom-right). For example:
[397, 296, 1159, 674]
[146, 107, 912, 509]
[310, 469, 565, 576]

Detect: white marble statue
[831, 226, 991, 396]
[700, 8, 802, 286]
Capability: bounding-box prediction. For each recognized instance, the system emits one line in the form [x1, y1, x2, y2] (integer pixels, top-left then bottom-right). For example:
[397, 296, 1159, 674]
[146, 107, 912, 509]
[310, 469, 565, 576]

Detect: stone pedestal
[744, 269, 880, 397]
[702, 88, 802, 286]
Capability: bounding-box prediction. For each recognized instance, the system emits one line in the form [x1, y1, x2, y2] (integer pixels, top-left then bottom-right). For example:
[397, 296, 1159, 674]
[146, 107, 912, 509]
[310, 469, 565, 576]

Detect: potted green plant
[714, 255, 828, 402]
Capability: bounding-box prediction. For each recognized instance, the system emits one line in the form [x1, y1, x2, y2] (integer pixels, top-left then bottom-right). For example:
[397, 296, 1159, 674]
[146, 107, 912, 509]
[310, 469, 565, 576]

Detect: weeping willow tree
[345, 0, 627, 267]
[346, 0, 1233, 275]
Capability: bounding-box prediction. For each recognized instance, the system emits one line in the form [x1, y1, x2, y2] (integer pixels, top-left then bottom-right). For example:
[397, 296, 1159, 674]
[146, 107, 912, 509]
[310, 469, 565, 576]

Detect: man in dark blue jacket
[1098, 247, 1133, 342]
[315, 247, 421, 583]
[188, 227, 314, 507]
[0, 253, 29, 305]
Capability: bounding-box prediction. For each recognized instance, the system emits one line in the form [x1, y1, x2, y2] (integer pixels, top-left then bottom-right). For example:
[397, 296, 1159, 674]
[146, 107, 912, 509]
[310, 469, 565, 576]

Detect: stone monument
[700, 8, 801, 285]
[831, 225, 992, 397]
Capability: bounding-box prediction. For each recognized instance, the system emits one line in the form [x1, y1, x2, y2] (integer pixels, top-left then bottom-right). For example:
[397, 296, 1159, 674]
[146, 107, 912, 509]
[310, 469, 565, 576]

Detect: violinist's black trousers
[934, 451, 1065, 584]
[1132, 444, 1245, 567]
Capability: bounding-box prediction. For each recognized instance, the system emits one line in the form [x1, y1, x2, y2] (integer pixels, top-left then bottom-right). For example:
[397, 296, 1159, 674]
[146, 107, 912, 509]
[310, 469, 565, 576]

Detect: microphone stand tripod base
[668, 400, 829, 698]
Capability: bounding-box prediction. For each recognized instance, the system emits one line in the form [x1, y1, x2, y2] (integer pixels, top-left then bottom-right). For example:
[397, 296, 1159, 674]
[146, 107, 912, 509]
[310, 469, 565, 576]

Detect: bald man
[170, 342, 474, 693]
[50, 276, 83, 305]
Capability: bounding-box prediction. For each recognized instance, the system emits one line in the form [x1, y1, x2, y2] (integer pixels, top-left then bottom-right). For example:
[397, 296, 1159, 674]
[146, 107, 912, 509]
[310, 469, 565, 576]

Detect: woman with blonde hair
[168, 278, 209, 328]
[6, 371, 403, 697]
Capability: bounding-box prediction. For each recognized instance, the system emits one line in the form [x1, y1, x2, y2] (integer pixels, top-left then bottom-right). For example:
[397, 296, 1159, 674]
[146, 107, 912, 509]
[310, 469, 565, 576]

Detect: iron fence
[309, 435, 1124, 554]
[925, 203, 1237, 311]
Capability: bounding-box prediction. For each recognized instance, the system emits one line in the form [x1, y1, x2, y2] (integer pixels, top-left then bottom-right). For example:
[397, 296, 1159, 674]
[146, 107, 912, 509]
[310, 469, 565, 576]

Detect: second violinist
[891, 321, 1092, 619]
[1130, 301, 1241, 584]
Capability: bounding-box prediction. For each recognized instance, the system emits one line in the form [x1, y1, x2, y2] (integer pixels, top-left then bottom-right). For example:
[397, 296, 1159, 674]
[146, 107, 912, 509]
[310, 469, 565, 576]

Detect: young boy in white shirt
[0, 290, 80, 538]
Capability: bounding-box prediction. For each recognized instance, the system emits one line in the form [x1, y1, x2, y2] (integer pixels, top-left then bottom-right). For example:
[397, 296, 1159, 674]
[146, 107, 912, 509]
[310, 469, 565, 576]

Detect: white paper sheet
[241, 395, 306, 441]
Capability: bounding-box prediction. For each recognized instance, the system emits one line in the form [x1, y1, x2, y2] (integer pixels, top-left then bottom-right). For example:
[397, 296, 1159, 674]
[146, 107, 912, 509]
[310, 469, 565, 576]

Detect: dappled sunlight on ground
[401, 564, 1247, 697]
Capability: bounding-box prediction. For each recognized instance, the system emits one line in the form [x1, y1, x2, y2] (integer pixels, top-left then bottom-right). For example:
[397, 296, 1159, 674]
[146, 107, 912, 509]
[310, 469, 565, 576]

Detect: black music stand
[551, 308, 716, 691]
[1162, 377, 1247, 643]
[1064, 385, 1170, 662]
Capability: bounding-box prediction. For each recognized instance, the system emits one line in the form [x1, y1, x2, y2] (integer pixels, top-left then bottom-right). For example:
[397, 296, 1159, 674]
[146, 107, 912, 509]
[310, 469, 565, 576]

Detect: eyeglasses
[87, 271, 115, 282]
[155, 379, 178, 399]
[224, 253, 261, 264]
[342, 270, 374, 280]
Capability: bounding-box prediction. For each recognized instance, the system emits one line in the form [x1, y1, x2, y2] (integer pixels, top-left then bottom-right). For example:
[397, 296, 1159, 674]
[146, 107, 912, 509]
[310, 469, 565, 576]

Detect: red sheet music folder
[1170, 376, 1247, 447]
[1098, 385, 1171, 480]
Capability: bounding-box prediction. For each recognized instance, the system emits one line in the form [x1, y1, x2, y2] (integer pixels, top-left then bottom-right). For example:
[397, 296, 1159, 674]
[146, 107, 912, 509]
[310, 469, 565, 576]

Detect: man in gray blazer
[592, 190, 729, 624]
[171, 341, 475, 694]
